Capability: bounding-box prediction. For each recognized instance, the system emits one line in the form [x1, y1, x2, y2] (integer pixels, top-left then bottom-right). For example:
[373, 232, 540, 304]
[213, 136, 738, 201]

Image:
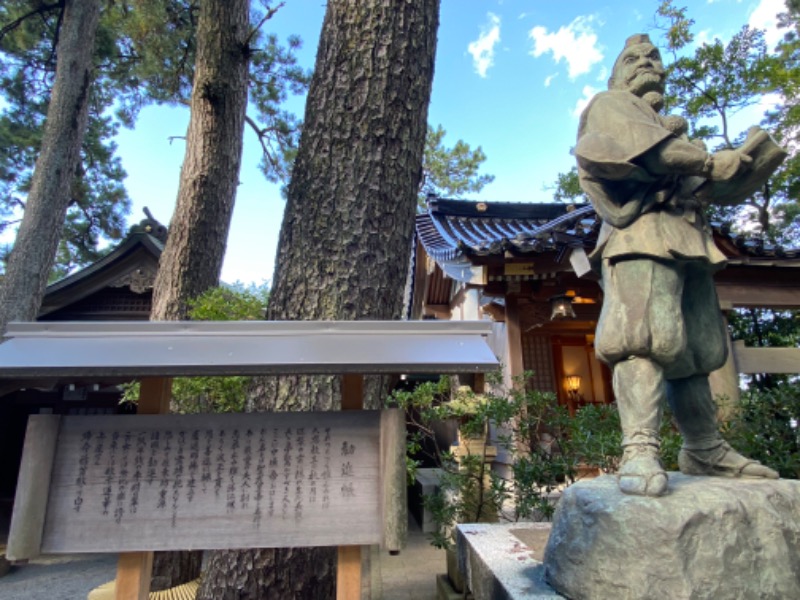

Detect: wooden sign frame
[7, 408, 405, 560]
[0, 321, 499, 598]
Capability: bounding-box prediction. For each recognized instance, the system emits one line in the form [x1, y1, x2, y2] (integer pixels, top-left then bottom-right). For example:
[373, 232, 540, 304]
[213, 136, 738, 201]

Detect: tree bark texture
[198, 0, 439, 598]
[0, 0, 101, 332]
[149, 0, 250, 588]
[254, 0, 440, 413]
[150, 0, 250, 321]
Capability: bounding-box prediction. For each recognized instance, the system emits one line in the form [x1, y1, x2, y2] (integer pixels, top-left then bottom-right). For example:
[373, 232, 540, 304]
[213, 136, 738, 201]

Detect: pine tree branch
[0, 1, 64, 43]
[244, 2, 285, 48]
[245, 114, 279, 170]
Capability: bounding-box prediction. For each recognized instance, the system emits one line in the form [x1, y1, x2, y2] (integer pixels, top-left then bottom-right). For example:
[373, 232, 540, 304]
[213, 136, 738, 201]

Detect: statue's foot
[618, 444, 668, 497]
[679, 441, 779, 479]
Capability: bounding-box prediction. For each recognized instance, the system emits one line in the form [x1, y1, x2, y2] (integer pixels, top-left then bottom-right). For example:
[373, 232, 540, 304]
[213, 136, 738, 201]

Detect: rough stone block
[456, 523, 563, 599]
[544, 473, 800, 600]
[437, 572, 474, 600]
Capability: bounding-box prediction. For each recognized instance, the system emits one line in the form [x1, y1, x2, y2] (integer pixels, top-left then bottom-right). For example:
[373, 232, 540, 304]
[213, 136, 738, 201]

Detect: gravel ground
[0, 553, 117, 600]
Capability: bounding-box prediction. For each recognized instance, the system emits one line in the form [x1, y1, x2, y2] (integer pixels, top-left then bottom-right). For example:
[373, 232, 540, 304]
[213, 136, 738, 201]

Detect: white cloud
[468, 13, 502, 78]
[544, 73, 559, 87]
[572, 85, 599, 118]
[529, 15, 604, 80]
[748, 0, 784, 48]
[695, 29, 714, 47]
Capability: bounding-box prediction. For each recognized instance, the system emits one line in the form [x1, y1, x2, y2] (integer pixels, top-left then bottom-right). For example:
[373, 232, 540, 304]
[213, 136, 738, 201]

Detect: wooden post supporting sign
[338, 373, 364, 600]
[115, 377, 171, 600]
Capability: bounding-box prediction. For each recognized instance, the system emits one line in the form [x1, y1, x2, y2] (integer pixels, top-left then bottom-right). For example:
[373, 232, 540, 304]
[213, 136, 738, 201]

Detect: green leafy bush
[721, 384, 800, 479]
[392, 368, 797, 549]
[390, 370, 695, 547]
[122, 283, 268, 413]
[390, 372, 616, 546]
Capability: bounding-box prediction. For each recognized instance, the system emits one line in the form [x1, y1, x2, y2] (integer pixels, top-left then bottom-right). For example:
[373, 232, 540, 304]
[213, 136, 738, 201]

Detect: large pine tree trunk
[0, 0, 101, 332]
[148, 0, 250, 588]
[197, 0, 440, 597]
[150, 0, 250, 321]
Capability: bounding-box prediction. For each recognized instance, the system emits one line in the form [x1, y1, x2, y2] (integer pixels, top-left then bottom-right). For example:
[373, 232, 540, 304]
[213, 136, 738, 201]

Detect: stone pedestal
[456, 522, 562, 599]
[544, 473, 800, 600]
[411, 467, 445, 533]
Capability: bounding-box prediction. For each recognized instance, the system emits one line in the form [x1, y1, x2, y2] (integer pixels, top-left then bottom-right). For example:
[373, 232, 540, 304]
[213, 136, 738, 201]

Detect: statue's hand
[707, 149, 753, 181]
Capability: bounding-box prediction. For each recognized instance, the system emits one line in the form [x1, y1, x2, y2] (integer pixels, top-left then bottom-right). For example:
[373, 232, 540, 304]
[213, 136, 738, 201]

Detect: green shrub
[390, 370, 697, 547]
[721, 384, 800, 479]
[390, 372, 613, 546]
[122, 283, 268, 413]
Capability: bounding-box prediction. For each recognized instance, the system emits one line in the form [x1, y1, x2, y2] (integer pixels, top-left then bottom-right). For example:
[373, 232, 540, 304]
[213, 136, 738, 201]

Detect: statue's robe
[576, 90, 726, 271]
[575, 90, 727, 377]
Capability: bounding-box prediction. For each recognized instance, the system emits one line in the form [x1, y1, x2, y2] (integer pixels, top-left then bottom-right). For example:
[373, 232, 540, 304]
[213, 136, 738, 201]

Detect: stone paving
[0, 552, 116, 600]
[372, 521, 445, 600]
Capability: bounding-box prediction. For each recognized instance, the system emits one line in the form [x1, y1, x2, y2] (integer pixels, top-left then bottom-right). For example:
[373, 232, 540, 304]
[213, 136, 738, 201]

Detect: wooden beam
[338, 373, 364, 600]
[336, 545, 362, 600]
[411, 240, 431, 320]
[505, 295, 524, 379]
[115, 551, 153, 600]
[422, 303, 452, 319]
[709, 315, 741, 421]
[341, 373, 364, 411]
[6, 415, 61, 561]
[115, 377, 171, 600]
[381, 409, 407, 553]
[473, 373, 485, 394]
[716, 285, 800, 309]
[732, 342, 800, 374]
[137, 377, 172, 415]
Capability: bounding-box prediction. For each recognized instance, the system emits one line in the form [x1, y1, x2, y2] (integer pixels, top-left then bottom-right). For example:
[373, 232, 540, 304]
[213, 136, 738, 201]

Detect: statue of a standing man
[576, 34, 783, 496]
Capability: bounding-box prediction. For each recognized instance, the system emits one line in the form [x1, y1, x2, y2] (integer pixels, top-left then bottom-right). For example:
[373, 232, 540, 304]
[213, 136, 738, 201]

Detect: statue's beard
[641, 91, 664, 113]
[627, 71, 665, 98]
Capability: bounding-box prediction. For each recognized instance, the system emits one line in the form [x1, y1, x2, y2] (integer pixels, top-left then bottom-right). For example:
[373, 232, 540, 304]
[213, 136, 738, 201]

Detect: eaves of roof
[45, 232, 163, 296]
[416, 198, 800, 269]
[416, 198, 599, 266]
[38, 232, 164, 318]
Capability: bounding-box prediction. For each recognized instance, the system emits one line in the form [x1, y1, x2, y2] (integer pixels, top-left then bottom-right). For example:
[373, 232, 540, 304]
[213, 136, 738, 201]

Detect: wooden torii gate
[0, 320, 499, 600]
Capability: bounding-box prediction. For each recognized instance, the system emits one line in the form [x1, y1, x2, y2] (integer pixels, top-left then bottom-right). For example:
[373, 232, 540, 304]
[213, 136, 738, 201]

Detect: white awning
[0, 320, 499, 379]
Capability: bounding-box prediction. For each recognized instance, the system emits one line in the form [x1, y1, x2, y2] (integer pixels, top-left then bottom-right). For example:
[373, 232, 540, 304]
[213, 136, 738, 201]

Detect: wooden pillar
[341, 373, 364, 412]
[710, 309, 741, 422]
[505, 294, 525, 380]
[115, 377, 171, 600]
[137, 377, 172, 415]
[115, 552, 154, 600]
[337, 374, 364, 600]
[473, 373, 485, 394]
[337, 545, 363, 600]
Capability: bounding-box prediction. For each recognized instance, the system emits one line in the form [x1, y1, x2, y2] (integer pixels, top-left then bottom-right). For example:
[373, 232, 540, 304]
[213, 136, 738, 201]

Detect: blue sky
[113, 0, 787, 285]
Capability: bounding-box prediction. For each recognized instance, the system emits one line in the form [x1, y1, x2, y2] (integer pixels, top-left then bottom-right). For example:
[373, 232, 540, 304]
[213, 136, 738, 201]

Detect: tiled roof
[43, 231, 163, 295]
[416, 198, 599, 265]
[711, 221, 800, 261]
[417, 197, 800, 267]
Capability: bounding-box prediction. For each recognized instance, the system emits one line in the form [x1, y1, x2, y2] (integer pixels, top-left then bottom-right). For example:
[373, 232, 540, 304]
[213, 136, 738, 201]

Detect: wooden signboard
[7, 409, 405, 560]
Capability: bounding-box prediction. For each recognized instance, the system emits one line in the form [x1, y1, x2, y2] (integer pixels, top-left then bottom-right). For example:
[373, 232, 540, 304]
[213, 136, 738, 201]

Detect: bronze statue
[576, 34, 785, 496]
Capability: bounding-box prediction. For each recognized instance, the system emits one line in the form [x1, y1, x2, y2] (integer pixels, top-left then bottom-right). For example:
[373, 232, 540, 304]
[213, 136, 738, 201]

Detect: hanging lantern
[549, 295, 576, 320]
[565, 375, 581, 394]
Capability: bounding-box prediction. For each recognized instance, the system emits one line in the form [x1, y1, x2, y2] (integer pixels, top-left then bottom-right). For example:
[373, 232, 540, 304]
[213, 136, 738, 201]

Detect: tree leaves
[0, 1, 309, 279]
[419, 124, 494, 205]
